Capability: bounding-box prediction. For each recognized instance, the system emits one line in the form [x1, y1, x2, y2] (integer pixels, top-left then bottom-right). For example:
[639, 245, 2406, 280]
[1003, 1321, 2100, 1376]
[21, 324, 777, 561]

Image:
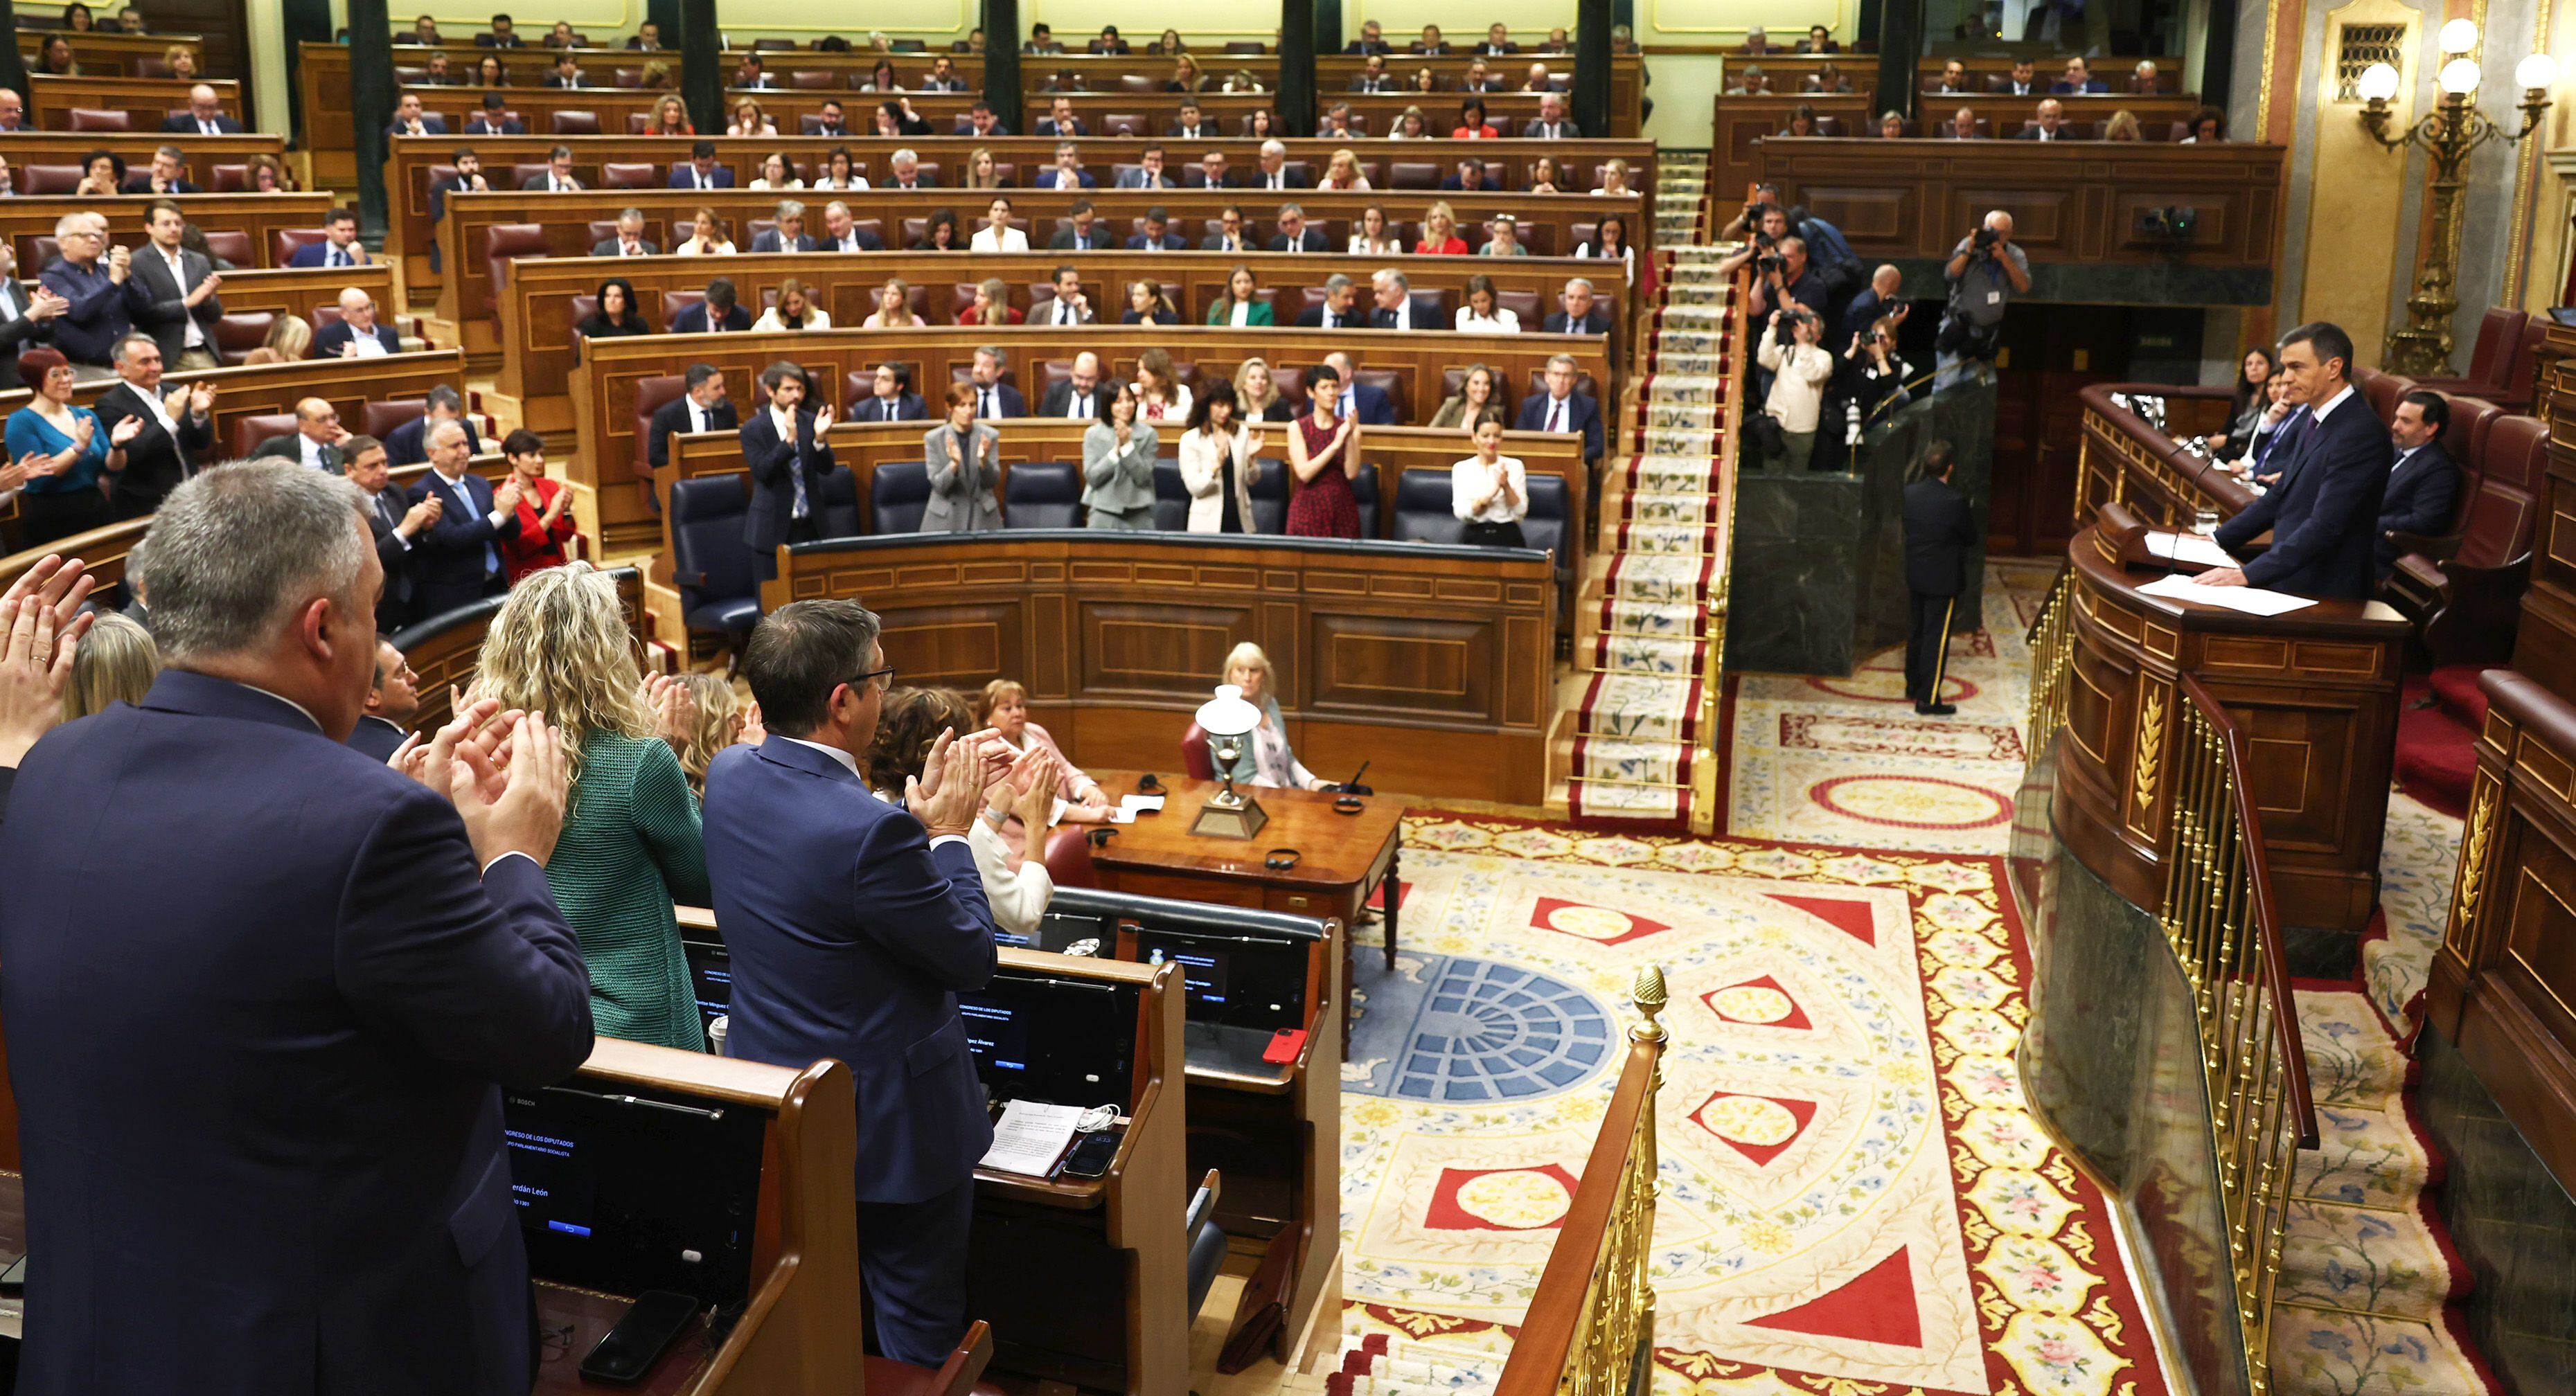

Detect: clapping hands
[0, 555, 96, 768]
[643, 671, 696, 743]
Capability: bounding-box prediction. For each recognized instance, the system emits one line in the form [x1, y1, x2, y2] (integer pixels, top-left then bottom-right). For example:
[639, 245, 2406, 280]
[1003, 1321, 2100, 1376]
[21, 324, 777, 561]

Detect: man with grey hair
[1545, 276, 1611, 335]
[885, 147, 929, 189]
[1939, 209, 2028, 378]
[751, 199, 817, 253]
[1270, 202, 1329, 252]
[1297, 273, 1365, 329]
[95, 331, 213, 517]
[1254, 138, 1303, 191]
[407, 415, 524, 614]
[0, 458, 591, 1393]
[385, 382, 484, 465]
[1525, 90, 1577, 138]
[589, 208, 658, 257]
[1371, 269, 1428, 331]
[39, 210, 129, 371]
[821, 199, 882, 251]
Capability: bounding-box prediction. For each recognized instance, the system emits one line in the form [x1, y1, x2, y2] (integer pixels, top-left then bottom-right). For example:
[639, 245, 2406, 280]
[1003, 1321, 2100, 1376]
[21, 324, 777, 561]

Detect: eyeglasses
[844, 664, 896, 694]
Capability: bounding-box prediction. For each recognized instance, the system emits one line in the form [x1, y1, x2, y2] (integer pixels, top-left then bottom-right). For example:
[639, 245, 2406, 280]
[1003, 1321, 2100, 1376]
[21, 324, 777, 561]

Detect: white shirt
[2310, 383, 2356, 425]
[769, 404, 808, 518]
[1227, 301, 1254, 326]
[344, 323, 389, 357]
[1452, 454, 1528, 523]
[783, 735, 966, 850]
[685, 396, 714, 433]
[1455, 306, 1522, 334]
[135, 379, 181, 438]
[298, 433, 330, 470]
[159, 247, 206, 348]
[676, 238, 736, 256]
[971, 226, 1030, 253]
[1539, 394, 1576, 434]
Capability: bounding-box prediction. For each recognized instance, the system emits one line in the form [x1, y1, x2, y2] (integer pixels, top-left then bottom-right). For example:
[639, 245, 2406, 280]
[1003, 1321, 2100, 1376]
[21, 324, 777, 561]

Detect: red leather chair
[788, 69, 837, 89]
[2356, 368, 2417, 424]
[19, 164, 80, 195]
[1041, 826, 1097, 890]
[659, 289, 704, 331]
[201, 230, 254, 267]
[1180, 722, 1214, 780]
[66, 107, 131, 132]
[630, 371, 688, 509]
[601, 161, 657, 188]
[362, 400, 429, 440]
[1356, 368, 1406, 421]
[481, 223, 549, 307]
[211, 311, 275, 366]
[231, 412, 297, 460]
[1387, 162, 1439, 190]
[611, 66, 645, 88]
[550, 109, 602, 134]
[2413, 308, 2529, 404]
[2387, 411, 2548, 666]
[269, 227, 330, 268]
[208, 163, 249, 191]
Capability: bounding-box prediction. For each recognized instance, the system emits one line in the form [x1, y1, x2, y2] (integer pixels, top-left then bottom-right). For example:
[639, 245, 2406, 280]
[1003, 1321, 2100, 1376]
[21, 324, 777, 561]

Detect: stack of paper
[979, 1100, 1085, 1176]
[2134, 573, 2318, 616]
[2144, 530, 2235, 568]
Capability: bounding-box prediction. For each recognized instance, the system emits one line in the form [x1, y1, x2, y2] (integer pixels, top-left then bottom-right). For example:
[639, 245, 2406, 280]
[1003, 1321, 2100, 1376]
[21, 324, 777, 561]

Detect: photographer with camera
[1937, 211, 2029, 382]
[1754, 305, 1835, 472]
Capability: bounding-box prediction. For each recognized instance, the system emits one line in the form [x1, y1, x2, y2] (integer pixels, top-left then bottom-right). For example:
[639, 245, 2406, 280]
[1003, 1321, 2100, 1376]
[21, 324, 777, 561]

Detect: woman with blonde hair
[667, 671, 747, 796]
[468, 563, 709, 1052]
[675, 206, 734, 256]
[1318, 147, 1371, 191]
[863, 277, 922, 329]
[648, 93, 693, 134]
[962, 147, 1008, 190]
[1415, 201, 1468, 254]
[63, 610, 154, 720]
[1233, 356, 1297, 422]
[752, 276, 830, 331]
[727, 96, 776, 137]
[1387, 105, 1430, 138]
[242, 314, 312, 364]
[1594, 158, 1633, 197]
[160, 44, 197, 80]
[1168, 53, 1205, 91]
[1214, 643, 1331, 790]
[2102, 109, 2144, 141]
[966, 276, 1020, 325]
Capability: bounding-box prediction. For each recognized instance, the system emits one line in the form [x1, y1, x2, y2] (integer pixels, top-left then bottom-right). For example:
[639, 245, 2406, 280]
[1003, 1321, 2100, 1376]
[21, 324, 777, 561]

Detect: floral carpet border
[1379, 809, 2173, 1396]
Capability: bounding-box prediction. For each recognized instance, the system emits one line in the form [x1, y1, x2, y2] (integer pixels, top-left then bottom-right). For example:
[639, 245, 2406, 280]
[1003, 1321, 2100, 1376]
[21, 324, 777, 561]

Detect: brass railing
[2024, 563, 2077, 751]
[1493, 966, 1670, 1396]
[2159, 674, 2321, 1396]
[1689, 259, 1749, 835]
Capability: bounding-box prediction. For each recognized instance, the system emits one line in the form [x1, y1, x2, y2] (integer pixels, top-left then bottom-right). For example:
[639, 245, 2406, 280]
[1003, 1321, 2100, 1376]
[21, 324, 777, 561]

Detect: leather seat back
[1392, 467, 1463, 544]
[231, 411, 297, 460]
[481, 223, 549, 305]
[1003, 460, 1081, 528]
[668, 476, 756, 621]
[362, 399, 429, 440]
[1152, 458, 1189, 530]
[871, 460, 932, 534]
[1247, 458, 1288, 534]
[2463, 308, 2528, 390]
[631, 373, 686, 481]
[2456, 413, 2548, 569]
[212, 311, 275, 365]
[1351, 462, 1381, 537]
[818, 465, 861, 537]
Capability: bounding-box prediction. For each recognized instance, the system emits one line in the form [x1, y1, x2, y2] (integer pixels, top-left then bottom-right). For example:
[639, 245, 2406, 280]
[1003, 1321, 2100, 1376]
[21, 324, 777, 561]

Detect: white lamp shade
[1196, 684, 1263, 738]
[2519, 52, 2559, 91]
[2440, 18, 2481, 54]
[2357, 62, 2402, 102]
[2441, 56, 2484, 93]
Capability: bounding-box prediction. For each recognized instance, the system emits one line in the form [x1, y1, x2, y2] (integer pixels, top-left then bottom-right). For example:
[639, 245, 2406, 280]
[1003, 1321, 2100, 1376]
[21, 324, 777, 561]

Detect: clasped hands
[388, 690, 569, 867]
[0, 555, 96, 769]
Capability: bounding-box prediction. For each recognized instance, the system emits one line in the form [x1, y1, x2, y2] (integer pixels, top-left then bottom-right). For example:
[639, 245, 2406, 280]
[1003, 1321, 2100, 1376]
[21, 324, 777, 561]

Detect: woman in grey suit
[1082, 385, 1158, 529]
[921, 381, 1003, 532]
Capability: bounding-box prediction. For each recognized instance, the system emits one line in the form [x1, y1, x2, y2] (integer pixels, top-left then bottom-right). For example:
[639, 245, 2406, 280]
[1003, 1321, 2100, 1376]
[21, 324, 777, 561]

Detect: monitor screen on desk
[504, 1081, 770, 1311]
[1135, 927, 1306, 1032]
[683, 938, 731, 1035]
[957, 971, 1135, 1111]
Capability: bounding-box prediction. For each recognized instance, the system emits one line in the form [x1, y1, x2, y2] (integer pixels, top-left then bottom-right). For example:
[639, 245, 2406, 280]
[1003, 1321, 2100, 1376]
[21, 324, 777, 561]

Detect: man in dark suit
[540, 52, 583, 87]
[1901, 441, 1978, 715]
[477, 12, 527, 44]
[1515, 354, 1604, 463]
[1113, 147, 1176, 189]
[1369, 271, 1437, 331]
[1193, 151, 1237, 190]
[1034, 144, 1097, 190]
[2210, 323, 2392, 599]
[287, 208, 372, 268]
[384, 91, 449, 138]
[126, 199, 222, 370]
[1344, 19, 1391, 53]
[670, 141, 734, 190]
[626, 20, 663, 48]
[1323, 350, 1397, 425]
[462, 95, 524, 136]
[1477, 22, 1519, 53]
[1543, 278, 1614, 336]
[1993, 58, 2040, 95]
[966, 347, 1025, 419]
[342, 433, 436, 628]
[119, 145, 201, 195]
[407, 417, 524, 613]
[1269, 204, 1331, 253]
[851, 362, 927, 422]
[883, 150, 935, 189]
[1047, 201, 1108, 251]
[384, 384, 485, 465]
[1034, 265, 1094, 325]
[1351, 54, 1395, 91]
[819, 201, 882, 253]
[674, 278, 752, 333]
[740, 362, 838, 582]
[702, 598, 1000, 1368]
[1201, 204, 1254, 251]
[345, 633, 421, 762]
[1295, 275, 1367, 328]
[1441, 159, 1497, 193]
[429, 150, 492, 242]
[1522, 93, 1579, 138]
[0, 240, 67, 390]
[0, 460, 592, 1396]
[961, 102, 1011, 138]
[2016, 99, 2070, 139]
[1250, 143, 1307, 192]
[94, 332, 213, 518]
[649, 362, 739, 472]
[247, 397, 350, 472]
[312, 287, 403, 357]
[2052, 56, 2108, 93]
[1170, 101, 1216, 139]
[589, 208, 659, 257]
[517, 146, 583, 192]
[1036, 97, 1087, 137]
[1127, 209, 1185, 251]
[2376, 390, 2462, 576]
[1039, 352, 1111, 420]
[748, 202, 820, 253]
[808, 99, 854, 137]
[161, 84, 244, 134]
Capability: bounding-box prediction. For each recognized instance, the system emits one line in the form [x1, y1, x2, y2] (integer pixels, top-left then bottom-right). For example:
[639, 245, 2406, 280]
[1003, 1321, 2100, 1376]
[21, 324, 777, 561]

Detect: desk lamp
[1191, 684, 1269, 839]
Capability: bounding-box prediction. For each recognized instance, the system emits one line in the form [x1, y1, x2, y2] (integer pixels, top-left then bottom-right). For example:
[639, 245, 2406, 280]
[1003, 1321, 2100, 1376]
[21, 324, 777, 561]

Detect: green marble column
[1574, 0, 1610, 137]
[1277, 0, 1315, 136]
[982, 0, 1021, 131]
[678, 0, 718, 141]
[346, 0, 393, 245]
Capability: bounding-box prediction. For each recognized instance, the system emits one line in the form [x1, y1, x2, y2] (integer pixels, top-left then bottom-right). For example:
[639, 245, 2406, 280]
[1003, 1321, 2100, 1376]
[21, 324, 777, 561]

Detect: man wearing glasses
[702, 598, 1013, 1372]
[39, 212, 131, 373]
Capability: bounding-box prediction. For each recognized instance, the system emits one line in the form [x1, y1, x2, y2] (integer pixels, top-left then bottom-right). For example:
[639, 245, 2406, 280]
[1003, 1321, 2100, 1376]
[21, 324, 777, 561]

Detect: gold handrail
[1492, 965, 1670, 1396]
[2023, 563, 2077, 751]
[2160, 672, 2320, 1396]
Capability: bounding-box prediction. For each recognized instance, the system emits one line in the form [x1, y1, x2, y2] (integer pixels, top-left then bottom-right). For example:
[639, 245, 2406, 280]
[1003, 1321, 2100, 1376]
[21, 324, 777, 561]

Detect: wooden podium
[2053, 519, 2410, 932]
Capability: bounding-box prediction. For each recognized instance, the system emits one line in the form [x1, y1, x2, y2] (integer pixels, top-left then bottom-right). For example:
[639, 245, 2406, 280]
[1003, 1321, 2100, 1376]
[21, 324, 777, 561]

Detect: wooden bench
[28, 74, 242, 136]
[15, 28, 206, 80]
[0, 193, 337, 275]
[387, 133, 1655, 292]
[493, 250, 1629, 412]
[0, 132, 285, 190]
[437, 186, 1646, 334]
[1712, 91, 2209, 197]
[569, 324, 1609, 553]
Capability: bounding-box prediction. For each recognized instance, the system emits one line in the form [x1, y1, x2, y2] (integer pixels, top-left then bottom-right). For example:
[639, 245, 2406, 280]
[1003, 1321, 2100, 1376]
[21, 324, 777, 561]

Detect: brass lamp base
[1191, 790, 1269, 840]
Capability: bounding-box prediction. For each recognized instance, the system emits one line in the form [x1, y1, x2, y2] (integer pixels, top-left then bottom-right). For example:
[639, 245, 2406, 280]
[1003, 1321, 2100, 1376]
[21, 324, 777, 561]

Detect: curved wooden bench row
[27, 74, 242, 136]
[1714, 91, 2216, 209]
[0, 192, 337, 275]
[438, 186, 1646, 336]
[766, 528, 1556, 805]
[0, 132, 287, 190]
[496, 250, 1629, 422]
[16, 29, 209, 80]
[567, 325, 1608, 553]
[389, 132, 1655, 289]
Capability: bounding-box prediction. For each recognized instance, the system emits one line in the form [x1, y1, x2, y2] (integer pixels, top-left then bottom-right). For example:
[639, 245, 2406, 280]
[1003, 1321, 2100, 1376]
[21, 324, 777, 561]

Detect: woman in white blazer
[1178, 379, 1268, 533]
[970, 195, 1029, 252]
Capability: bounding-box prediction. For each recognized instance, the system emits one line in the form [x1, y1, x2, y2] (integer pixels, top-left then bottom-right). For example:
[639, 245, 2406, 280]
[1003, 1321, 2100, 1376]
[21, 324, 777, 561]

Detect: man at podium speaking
[2203, 321, 2391, 600]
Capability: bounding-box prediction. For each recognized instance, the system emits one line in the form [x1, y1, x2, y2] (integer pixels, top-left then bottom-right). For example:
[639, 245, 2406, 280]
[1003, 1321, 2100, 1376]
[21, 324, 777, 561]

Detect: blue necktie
[450, 478, 499, 578]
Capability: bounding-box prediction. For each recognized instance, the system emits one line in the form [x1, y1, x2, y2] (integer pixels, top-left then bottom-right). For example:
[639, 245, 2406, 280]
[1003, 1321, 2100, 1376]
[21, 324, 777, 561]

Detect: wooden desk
[2054, 524, 2408, 931]
[28, 73, 240, 134]
[0, 193, 335, 274]
[1086, 768, 1403, 979]
[2075, 382, 2259, 528]
[0, 131, 285, 187]
[18, 29, 209, 79]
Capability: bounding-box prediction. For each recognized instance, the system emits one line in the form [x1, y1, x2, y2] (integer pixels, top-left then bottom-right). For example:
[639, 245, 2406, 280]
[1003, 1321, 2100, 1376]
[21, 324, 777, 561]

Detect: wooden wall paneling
[28, 75, 242, 134]
[0, 193, 337, 275]
[0, 132, 285, 186]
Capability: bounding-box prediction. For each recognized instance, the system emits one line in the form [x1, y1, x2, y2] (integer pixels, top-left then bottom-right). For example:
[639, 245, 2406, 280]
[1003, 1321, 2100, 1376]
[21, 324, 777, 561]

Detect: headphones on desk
[1264, 848, 1302, 870]
[1332, 794, 1365, 814]
[1135, 773, 1164, 794]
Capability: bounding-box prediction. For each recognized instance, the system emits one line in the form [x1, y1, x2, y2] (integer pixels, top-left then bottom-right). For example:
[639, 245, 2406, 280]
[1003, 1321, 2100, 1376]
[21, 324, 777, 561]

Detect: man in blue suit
[385, 384, 486, 465]
[1322, 350, 1396, 424]
[312, 286, 405, 357]
[740, 361, 837, 582]
[0, 461, 593, 1395]
[2209, 322, 2392, 599]
[702, 598, 1000, 1368]
[747, 201, 820, 253]
[463, 94, 525, 136]
[2375, 389, 2462, 577]
[386, 91, 450, 138]
[406, 417, 523, 614]
[287, 208, 372, 269]
[674, 278, 752, 333]
[1515, 354, 1605, 463]
[670, 141, 735, 190]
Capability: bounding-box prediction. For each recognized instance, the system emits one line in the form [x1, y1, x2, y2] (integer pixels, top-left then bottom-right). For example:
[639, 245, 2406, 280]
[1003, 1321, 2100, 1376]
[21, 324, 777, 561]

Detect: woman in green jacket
[1206, 265, 1277, 327]
[470, 563, 713, 1051]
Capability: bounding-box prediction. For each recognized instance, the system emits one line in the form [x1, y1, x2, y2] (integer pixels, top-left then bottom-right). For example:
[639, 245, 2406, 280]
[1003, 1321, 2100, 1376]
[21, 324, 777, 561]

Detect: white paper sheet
[979, 1100, 1084, 1176]
[2134, 573, 2318, 616]
[2144, 530, 2235, 568]
[1119, 793, 1166, 812]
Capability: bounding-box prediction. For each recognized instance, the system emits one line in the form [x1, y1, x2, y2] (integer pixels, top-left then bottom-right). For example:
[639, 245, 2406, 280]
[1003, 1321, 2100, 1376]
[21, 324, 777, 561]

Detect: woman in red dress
[1286, 366, 1363, 538]
[496, 428, 578, 582]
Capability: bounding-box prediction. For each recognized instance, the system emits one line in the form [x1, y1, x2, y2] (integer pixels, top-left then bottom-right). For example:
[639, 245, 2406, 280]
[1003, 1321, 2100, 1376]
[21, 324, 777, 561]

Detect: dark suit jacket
[1247, 170, 1311, 191]
[1439, 176, 1498, 193]
[1545, 307, 1613, 336]
[1371, 299, 1441, 332]
[1047, 225, 1110, 250]
[1169, 122, 1218, 139]
[363, 482, 422, 627]
[1126, 231, 1187, 250]
[516, 172, 582, 191]
[647, 395, 739, 471]
[747, 231, 820, 253]
[384, 414, 484, 467]
[1200, 234, 1256, 253]
[474, 31, 526, 44]
[1269, 229, 1332, 253]
[822, 229, 885, 252]
[2214, 390, 2393, 598]
[1294, 303, 1367, 329]
[121, 244, 222, 364]
[462, 117, 526, 136]
[1039, 380, 1112, 420]
[668, 165, 736, 189]
[740, 406, 837, 553]
[2377, 440, 2462, 573]
[0, 280, 56, 389]
[91, 381, 211, 514]
[118, 174, 200, 195]
[286, 241, 370, 269]
[540, 73, 584, 87]
[1902, 476, 1977, 596]
[1035, 116, 1090, 136]
[701, 735, 996, 1203]
[963, 381, 1025, 419]
[2015, 125, 2070, 140]
[589, 237, 662, 256]
[2052, 78, 2108, 93]
[672, 303, 753, 334]
[405, 468, 521, 614]
[1515, 390, 1604, 459]
[427, 174, 489, 227]
[384, 116, 451, 136]
[345, 713, 409, 763]
[0, 670, 592, 1396]
[313, 320, 403, 357]
[1322, 381, 1397, 427]
[1032, 168, 1098, 190]
[849, 392, 926, 424]
[159, 113, 243, 133]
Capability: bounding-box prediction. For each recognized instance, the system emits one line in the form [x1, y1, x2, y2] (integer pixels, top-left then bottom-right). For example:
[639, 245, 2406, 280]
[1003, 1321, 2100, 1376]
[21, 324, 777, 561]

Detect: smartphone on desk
[580, 1289, 699, 1385]
[1058, 1129, 1121, 1179]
